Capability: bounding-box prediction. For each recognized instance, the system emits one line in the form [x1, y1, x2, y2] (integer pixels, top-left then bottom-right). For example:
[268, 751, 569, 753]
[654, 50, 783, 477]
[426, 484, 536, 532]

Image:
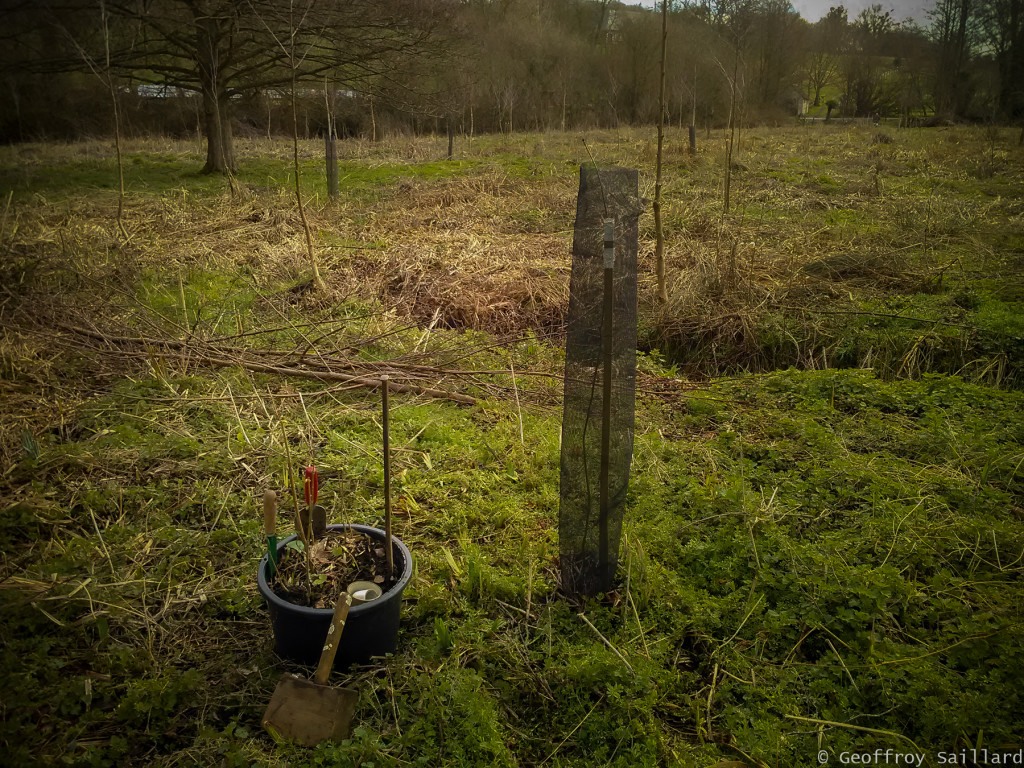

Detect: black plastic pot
[257, 523, 412, 669]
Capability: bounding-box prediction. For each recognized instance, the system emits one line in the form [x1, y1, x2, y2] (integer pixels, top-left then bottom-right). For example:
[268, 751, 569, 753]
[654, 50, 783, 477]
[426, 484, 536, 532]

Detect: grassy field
[1, 124, 1022, 767]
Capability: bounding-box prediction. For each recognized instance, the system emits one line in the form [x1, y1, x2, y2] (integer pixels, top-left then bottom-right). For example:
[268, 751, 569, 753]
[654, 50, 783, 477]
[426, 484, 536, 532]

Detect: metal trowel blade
[262, 673, 358, 747]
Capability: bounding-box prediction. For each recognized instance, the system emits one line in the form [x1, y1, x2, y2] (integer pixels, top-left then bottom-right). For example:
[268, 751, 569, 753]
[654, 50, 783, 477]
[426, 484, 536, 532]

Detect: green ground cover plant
[1, 124, 1022, 766]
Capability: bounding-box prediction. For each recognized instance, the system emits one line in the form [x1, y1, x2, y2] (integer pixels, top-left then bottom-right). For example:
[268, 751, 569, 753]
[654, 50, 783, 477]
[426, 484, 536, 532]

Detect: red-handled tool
[303, 465, 319, 508]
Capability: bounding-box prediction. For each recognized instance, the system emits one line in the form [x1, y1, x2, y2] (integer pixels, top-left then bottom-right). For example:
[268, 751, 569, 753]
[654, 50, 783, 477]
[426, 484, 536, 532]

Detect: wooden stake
[599, 219, 614, 585]
[381, 375, 394, 580]
[653, 0, 669, 303]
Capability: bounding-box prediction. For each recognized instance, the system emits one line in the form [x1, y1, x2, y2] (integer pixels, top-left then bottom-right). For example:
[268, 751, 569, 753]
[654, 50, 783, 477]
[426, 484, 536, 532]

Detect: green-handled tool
[264, 490, 279, 578]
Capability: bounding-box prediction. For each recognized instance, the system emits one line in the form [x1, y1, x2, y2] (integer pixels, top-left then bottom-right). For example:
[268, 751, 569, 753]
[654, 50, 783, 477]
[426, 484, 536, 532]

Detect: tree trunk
[326, 132, 339, 200]
[196, 14, 235, 175]
[201, 87, 235, 174]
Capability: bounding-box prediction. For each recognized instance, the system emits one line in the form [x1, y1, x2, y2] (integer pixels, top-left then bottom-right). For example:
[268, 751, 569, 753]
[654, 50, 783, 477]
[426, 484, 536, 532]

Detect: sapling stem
[280, 420, 312, 596]
[381, 375, 394, 580]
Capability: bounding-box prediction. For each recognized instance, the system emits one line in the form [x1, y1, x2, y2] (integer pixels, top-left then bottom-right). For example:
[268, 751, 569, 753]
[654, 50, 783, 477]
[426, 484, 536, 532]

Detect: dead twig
[52, 322, 478, 405]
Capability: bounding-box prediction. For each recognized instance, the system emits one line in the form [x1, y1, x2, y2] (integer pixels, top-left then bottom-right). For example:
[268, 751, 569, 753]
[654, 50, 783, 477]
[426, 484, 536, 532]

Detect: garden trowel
[262, 591, 358, 746]
[304, 464, 326, 540]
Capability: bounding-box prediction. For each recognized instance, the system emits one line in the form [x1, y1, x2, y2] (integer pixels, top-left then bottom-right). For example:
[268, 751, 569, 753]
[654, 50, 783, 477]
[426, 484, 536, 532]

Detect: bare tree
[56, 0, 129, 238]
[843, 4, 897, 116]
[804, 5, 847, 107]
[24, 0, 443, 173]
[930, 0, 974, 118]
[750, 0, 803, 109]
[712, 0, 756, 212]
[255, 0, 324, 290]
[975, 0, 1024, 120]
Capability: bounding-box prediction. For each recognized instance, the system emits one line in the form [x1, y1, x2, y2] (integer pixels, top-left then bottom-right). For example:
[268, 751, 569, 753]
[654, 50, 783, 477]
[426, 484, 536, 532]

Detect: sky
[790, 0, 934, 23]
[634, 0, 936, 25]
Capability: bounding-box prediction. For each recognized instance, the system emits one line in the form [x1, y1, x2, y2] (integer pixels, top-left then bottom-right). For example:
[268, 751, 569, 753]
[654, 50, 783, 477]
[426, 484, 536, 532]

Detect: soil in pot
[259, 525, 412, 668]
[270, 528, 398, 608]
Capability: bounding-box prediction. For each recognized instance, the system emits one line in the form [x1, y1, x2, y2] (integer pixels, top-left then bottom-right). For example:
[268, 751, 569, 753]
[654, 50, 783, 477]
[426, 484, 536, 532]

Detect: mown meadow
[1, 124, 1022, 766]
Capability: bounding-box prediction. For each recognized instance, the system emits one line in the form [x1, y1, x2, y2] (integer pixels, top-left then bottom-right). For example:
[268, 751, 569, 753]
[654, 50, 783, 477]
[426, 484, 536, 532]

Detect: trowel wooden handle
[314, 592, 352, 685]
[263, 490, 277, 536]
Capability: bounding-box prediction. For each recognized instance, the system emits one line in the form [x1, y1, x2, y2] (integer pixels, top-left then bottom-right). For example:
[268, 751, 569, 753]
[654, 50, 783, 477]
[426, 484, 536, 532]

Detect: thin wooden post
[381, 375, 394, 580]
[653, 0, 669, 303]
[598, 218, 615, 580]
[689, 62, 698, 156]
[325, 129, 338, 200]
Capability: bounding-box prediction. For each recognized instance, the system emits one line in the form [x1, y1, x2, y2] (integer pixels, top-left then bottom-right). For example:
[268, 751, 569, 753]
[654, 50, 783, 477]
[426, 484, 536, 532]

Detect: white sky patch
[631, 0, 935, 25]
[791, 0, 934, 23]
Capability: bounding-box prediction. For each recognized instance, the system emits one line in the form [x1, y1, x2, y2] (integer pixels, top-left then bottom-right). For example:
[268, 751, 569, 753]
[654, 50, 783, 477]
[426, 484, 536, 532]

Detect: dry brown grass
[329, 172, 574, 334]
[3, 123, 1022, 381]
